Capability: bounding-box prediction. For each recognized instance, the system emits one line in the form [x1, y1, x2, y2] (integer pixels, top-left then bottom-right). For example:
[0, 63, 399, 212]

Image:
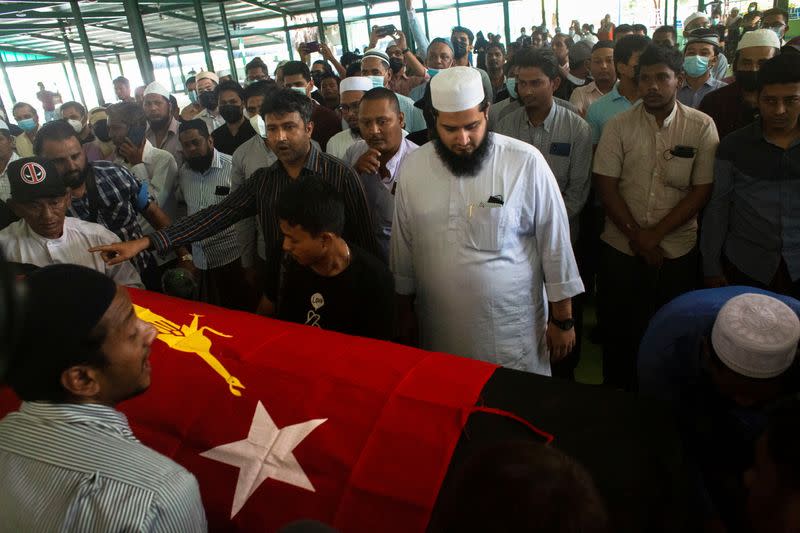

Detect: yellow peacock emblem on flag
[133, 304, 245, 397]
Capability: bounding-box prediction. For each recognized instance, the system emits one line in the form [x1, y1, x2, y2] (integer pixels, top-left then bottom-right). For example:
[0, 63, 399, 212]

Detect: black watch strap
[550, 317, 575, 331]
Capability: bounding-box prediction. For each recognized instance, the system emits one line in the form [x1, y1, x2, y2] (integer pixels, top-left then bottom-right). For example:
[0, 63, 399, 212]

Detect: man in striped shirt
[91, 89, 379, 316]
[178, 119, 245, 310]
[0, 264, 206, 532]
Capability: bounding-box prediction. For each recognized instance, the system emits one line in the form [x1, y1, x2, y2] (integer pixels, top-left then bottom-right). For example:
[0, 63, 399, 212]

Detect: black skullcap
[7, 157, 65, 203]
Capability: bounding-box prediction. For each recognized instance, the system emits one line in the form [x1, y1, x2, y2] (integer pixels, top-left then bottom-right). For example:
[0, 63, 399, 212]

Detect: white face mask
[67, 119, 83, 134]
[250, 114, 266, 138]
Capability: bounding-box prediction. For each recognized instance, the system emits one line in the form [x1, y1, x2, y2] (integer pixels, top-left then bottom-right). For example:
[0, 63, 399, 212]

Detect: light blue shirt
[396, 92, 426, 133]
[677, 77, 727, 109]
[586, 82, 635, 144]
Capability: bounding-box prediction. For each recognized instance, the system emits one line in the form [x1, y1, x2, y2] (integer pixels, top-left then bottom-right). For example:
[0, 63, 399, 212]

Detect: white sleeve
[231, 147, 257, 269]
[389, 171, 416, 295]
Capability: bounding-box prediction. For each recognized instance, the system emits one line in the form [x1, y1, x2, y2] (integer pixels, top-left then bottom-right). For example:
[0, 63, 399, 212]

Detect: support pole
[60, 22, 86, 107]
[664, 0, 668, 29]
[123, 0, 155, 84]
[313, 0, 325, 43]
[365, 5, 372, 36]
[503, 0, 511, 45]
[165, 55, 177, 92]
[219, 2, 238, 82]
[456, 0, 461, 26]
[398, 0, 414, 52]
[0, 55, 15, 104]
[194, 0, 214, 71]
[62, 63, 76, 101]
[336, 0, 349, 52]
[70, 0, 104, 105]
[555, 0, 559, 29]
[541, 0, 546, 27]
[284, 14, 295, 60]
[673, 0, 678, 28]
[115, 53, 124, 76]
[174, 48, 186, 86]
[421, 0, 430, 39]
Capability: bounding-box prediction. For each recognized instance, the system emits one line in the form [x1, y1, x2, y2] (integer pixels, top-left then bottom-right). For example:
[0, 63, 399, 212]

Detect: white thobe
[390, 133, 584, 375]
[0, 217, 143, 287]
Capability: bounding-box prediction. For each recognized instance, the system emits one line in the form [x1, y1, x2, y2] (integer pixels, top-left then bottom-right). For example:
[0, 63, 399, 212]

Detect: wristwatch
[180, 253, 193, 263]
[550, 317, 575, 331]
[402, 48, 411, 54]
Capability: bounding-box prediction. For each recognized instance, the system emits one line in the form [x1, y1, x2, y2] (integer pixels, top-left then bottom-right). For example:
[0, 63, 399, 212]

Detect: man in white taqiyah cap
[684, 12, 710, 37]
[194, 71, 224, 132]
[143, 81, 183, 168]
[325, 76, 374, 160]
[391, 65, 584, 376]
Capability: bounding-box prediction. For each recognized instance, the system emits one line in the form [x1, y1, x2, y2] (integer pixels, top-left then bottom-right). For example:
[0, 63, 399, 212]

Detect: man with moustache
[345, 87, 418, 261]
[143, 82, 182, 167]
[570, 40, 616, 117]
[326, 76, 373, 160]
[391, 67, 583, 375]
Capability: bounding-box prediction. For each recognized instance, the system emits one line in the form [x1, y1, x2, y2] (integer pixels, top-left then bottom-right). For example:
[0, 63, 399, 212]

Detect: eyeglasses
[762, 22, 787, 29]
[338, 101, 361, 113]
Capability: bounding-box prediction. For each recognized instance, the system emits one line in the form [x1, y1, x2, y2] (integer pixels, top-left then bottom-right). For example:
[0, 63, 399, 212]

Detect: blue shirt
[586, 82, 634, 144]
[677, 77, 727, 109]
[700, 121, 800, 285]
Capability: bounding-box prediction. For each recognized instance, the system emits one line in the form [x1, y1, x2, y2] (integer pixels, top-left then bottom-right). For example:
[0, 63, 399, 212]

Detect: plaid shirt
[69, 161, 156, 273]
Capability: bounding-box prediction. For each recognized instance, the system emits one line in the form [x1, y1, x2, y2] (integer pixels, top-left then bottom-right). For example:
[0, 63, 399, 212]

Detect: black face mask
[185, 150, 214, 173]
[93, 119, 111, 142]
[735, 70, 759, 92]
[311, 71, 324, 86]
[198, 90, 218, 110]
[219, 104, 243, 124]
[389, 57, 404, 74]
[453, 41, 468, 59]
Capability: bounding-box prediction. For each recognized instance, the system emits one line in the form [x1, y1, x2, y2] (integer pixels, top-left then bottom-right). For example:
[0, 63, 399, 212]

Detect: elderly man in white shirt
[345, 87, 418, 261]
[391, 67, 584, 375]
[0, 157, 142, 287]
[327, 76, 372, 160]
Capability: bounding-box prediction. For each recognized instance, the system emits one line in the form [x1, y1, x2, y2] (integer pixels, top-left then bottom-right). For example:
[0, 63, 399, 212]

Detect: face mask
[17, 118, 36, 132]
[568, 29, 575, 37]
[67, 119, 84, 134]
[290, 86, 308, 96]
[770, 27, 784, 40]
[505, 77, 518, 99]
[735, 70, 760, 92]
[198, 90, 218, 110]
[219, 104, 243, 123]
[683, 55, 710, 77]
[188, 90, 197, 104]
[427, 68, 440, 78]
[389, 57, 404, 74]
[250, 114, 266, 138]
[93, 119, 111, 142]
[311, 71, 324, 86]
[367, 75, 385, 89]
[711, 18, 719, 25]
[452, 41, 468, 59]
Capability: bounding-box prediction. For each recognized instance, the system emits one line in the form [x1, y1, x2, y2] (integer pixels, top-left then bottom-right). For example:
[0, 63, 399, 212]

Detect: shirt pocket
[464, 205, 508, 252]
[663, 155, 695, 190]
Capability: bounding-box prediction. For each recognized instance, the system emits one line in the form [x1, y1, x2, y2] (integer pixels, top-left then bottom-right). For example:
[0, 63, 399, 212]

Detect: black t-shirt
[277, 244, 395, 340]
[211, 120, 257, 156]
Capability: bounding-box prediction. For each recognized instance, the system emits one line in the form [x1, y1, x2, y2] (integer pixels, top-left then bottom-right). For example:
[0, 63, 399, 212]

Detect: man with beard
[360, 50, 426, 134]
[0, 264, 206, 532]
[143, 81, 183, 168]
[89, 89, 379, 317]
[34, 120, 179, 290]
[194, 71, 225, 133]
[699, 30, 781, 139]
[107, 102, 179, 228]
[211, 81, 256, 156]
[391, 67, 583, 375]
[594, 45, 719, 390]
[570, 40, 616, 117]
[326, 76, 372, 160]
[59, 101, 104, 163]
[345, 87, 418, 261]
[177, 119, 245, 309]
[386, 31, 427, 97]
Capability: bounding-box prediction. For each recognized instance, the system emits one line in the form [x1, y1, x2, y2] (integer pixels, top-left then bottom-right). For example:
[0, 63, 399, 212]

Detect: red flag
[1, 289, 497, 532]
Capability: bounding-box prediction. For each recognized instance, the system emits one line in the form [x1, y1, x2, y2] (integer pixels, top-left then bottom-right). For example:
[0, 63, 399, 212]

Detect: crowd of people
[0, 3, 799, 532]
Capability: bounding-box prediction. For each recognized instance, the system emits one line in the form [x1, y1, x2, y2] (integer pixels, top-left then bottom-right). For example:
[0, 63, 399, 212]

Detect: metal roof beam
[0, 2, 61, 16]
[1, 11, 130, 20]
[0, 22, 62, 30]
[25, 33, 128, 52]
[0, 44, 63, 58]
[237, 0, 290, 16]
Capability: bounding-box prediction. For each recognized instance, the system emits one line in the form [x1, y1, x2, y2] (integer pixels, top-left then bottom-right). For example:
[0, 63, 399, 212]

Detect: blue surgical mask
[683, 55, 710, 78]
[427, 68, 440, 78]
[290, 86, 308, 96]
[505, 77, 518, 99]
[367, 75, 385, 88]
[188, 90, 197, 104]
[17, 118, 36, 132]
[770, 27, 784, 41]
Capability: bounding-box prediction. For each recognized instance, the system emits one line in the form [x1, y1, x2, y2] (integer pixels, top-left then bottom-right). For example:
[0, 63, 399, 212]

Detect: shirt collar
[642, 100, 679, 129]
[385, 138, 415, 178]
[22, 217, 67, 244]
[2, 152, 19, 175]
[526, 103, 557, 133]
[302, 143, 321, 174]
[20, 401, 136, 441]
[566, 72, 585, 86]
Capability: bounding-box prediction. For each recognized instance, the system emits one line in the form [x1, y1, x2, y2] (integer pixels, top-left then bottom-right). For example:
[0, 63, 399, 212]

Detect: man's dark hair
[361, 87, 401, 115]
[244, 79, 278, 102]
[245, 56, 267, 73]
[340, 51, 361, 68]
[260, 88, 313, 124]
[616, 23, 634, 35]
[113, 76, 129, 87]
[766, 397, 800, 491]
[282, 60, 312, 82]
[106, 101, 147, 130]
[592, 40, 615, 53]
[762, 7, 790, 22]
[515, 48, 560, 80]
[636, 44, 684, 77]
[217, 79, 245, 101]
[60, 101, 86, 118]
[568, 41, 592, 67]
[178, 118, 209, 139]
[277, 175, 345, 236]
[440, 440, 608, 533]
[345, 62, 363, 78]
[632, 23, 648, 35]
[451, 25, 475, 44]
[169, 94, 178, 111]
[33, 119, 79, 156]
[318, 72, 340, 87]
[185, 76, 196, 89]
[12, 102, 36, 117]
[654, 25, 678, 40]
[486, 41, 506, 56]
[554, 33, 573, 49]
[757, 53, 800, 91]
[614, 34, 651, 66]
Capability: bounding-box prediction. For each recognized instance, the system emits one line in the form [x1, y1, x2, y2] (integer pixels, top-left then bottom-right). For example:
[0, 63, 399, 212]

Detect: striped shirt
[0, 402, 206, 532]
[178, 149, 240, 270]
[150, 144, 379, 300]
[69, 160, 157, 273]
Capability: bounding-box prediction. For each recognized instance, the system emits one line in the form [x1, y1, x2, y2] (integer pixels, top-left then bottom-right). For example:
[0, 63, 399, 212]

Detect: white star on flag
[200, 401, 327, 518]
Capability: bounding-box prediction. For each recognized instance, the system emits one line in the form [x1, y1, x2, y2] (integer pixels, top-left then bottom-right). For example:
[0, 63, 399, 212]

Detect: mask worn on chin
[735, 70, 759, 92]
[683, 55, 711, 77]
[67, 119, 84, 134]
[427, 68, 440, 78]
[389, 57, 404, 74]
[198, 90, 218, 110]
[219, 104, 243, 123]
[505, 77, 518, 99]
[185, 150, 214, 172]
[290, 86, 308, 96]
[452, 41, 468, 59]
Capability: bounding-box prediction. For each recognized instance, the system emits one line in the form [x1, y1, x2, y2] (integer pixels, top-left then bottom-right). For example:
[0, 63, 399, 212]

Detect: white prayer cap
[339, 76, 373, 94]
[738, 29, 781, 51]
[143, 81, 170, 100]
[195, 70, 219, 85]
[363, 49, 390, 66]
[684, 12, 708, 29]
[430, 66, 485, 113]
[711, 293, 800, 379]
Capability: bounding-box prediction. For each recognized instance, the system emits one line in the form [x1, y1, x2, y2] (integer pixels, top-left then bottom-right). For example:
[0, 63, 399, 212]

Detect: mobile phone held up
[304, 41, 321, 53]
[376, 24, 397, 38]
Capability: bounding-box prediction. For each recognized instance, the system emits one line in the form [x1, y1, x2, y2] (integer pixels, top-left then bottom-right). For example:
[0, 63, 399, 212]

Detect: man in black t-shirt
[273, 175, 394, 340]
